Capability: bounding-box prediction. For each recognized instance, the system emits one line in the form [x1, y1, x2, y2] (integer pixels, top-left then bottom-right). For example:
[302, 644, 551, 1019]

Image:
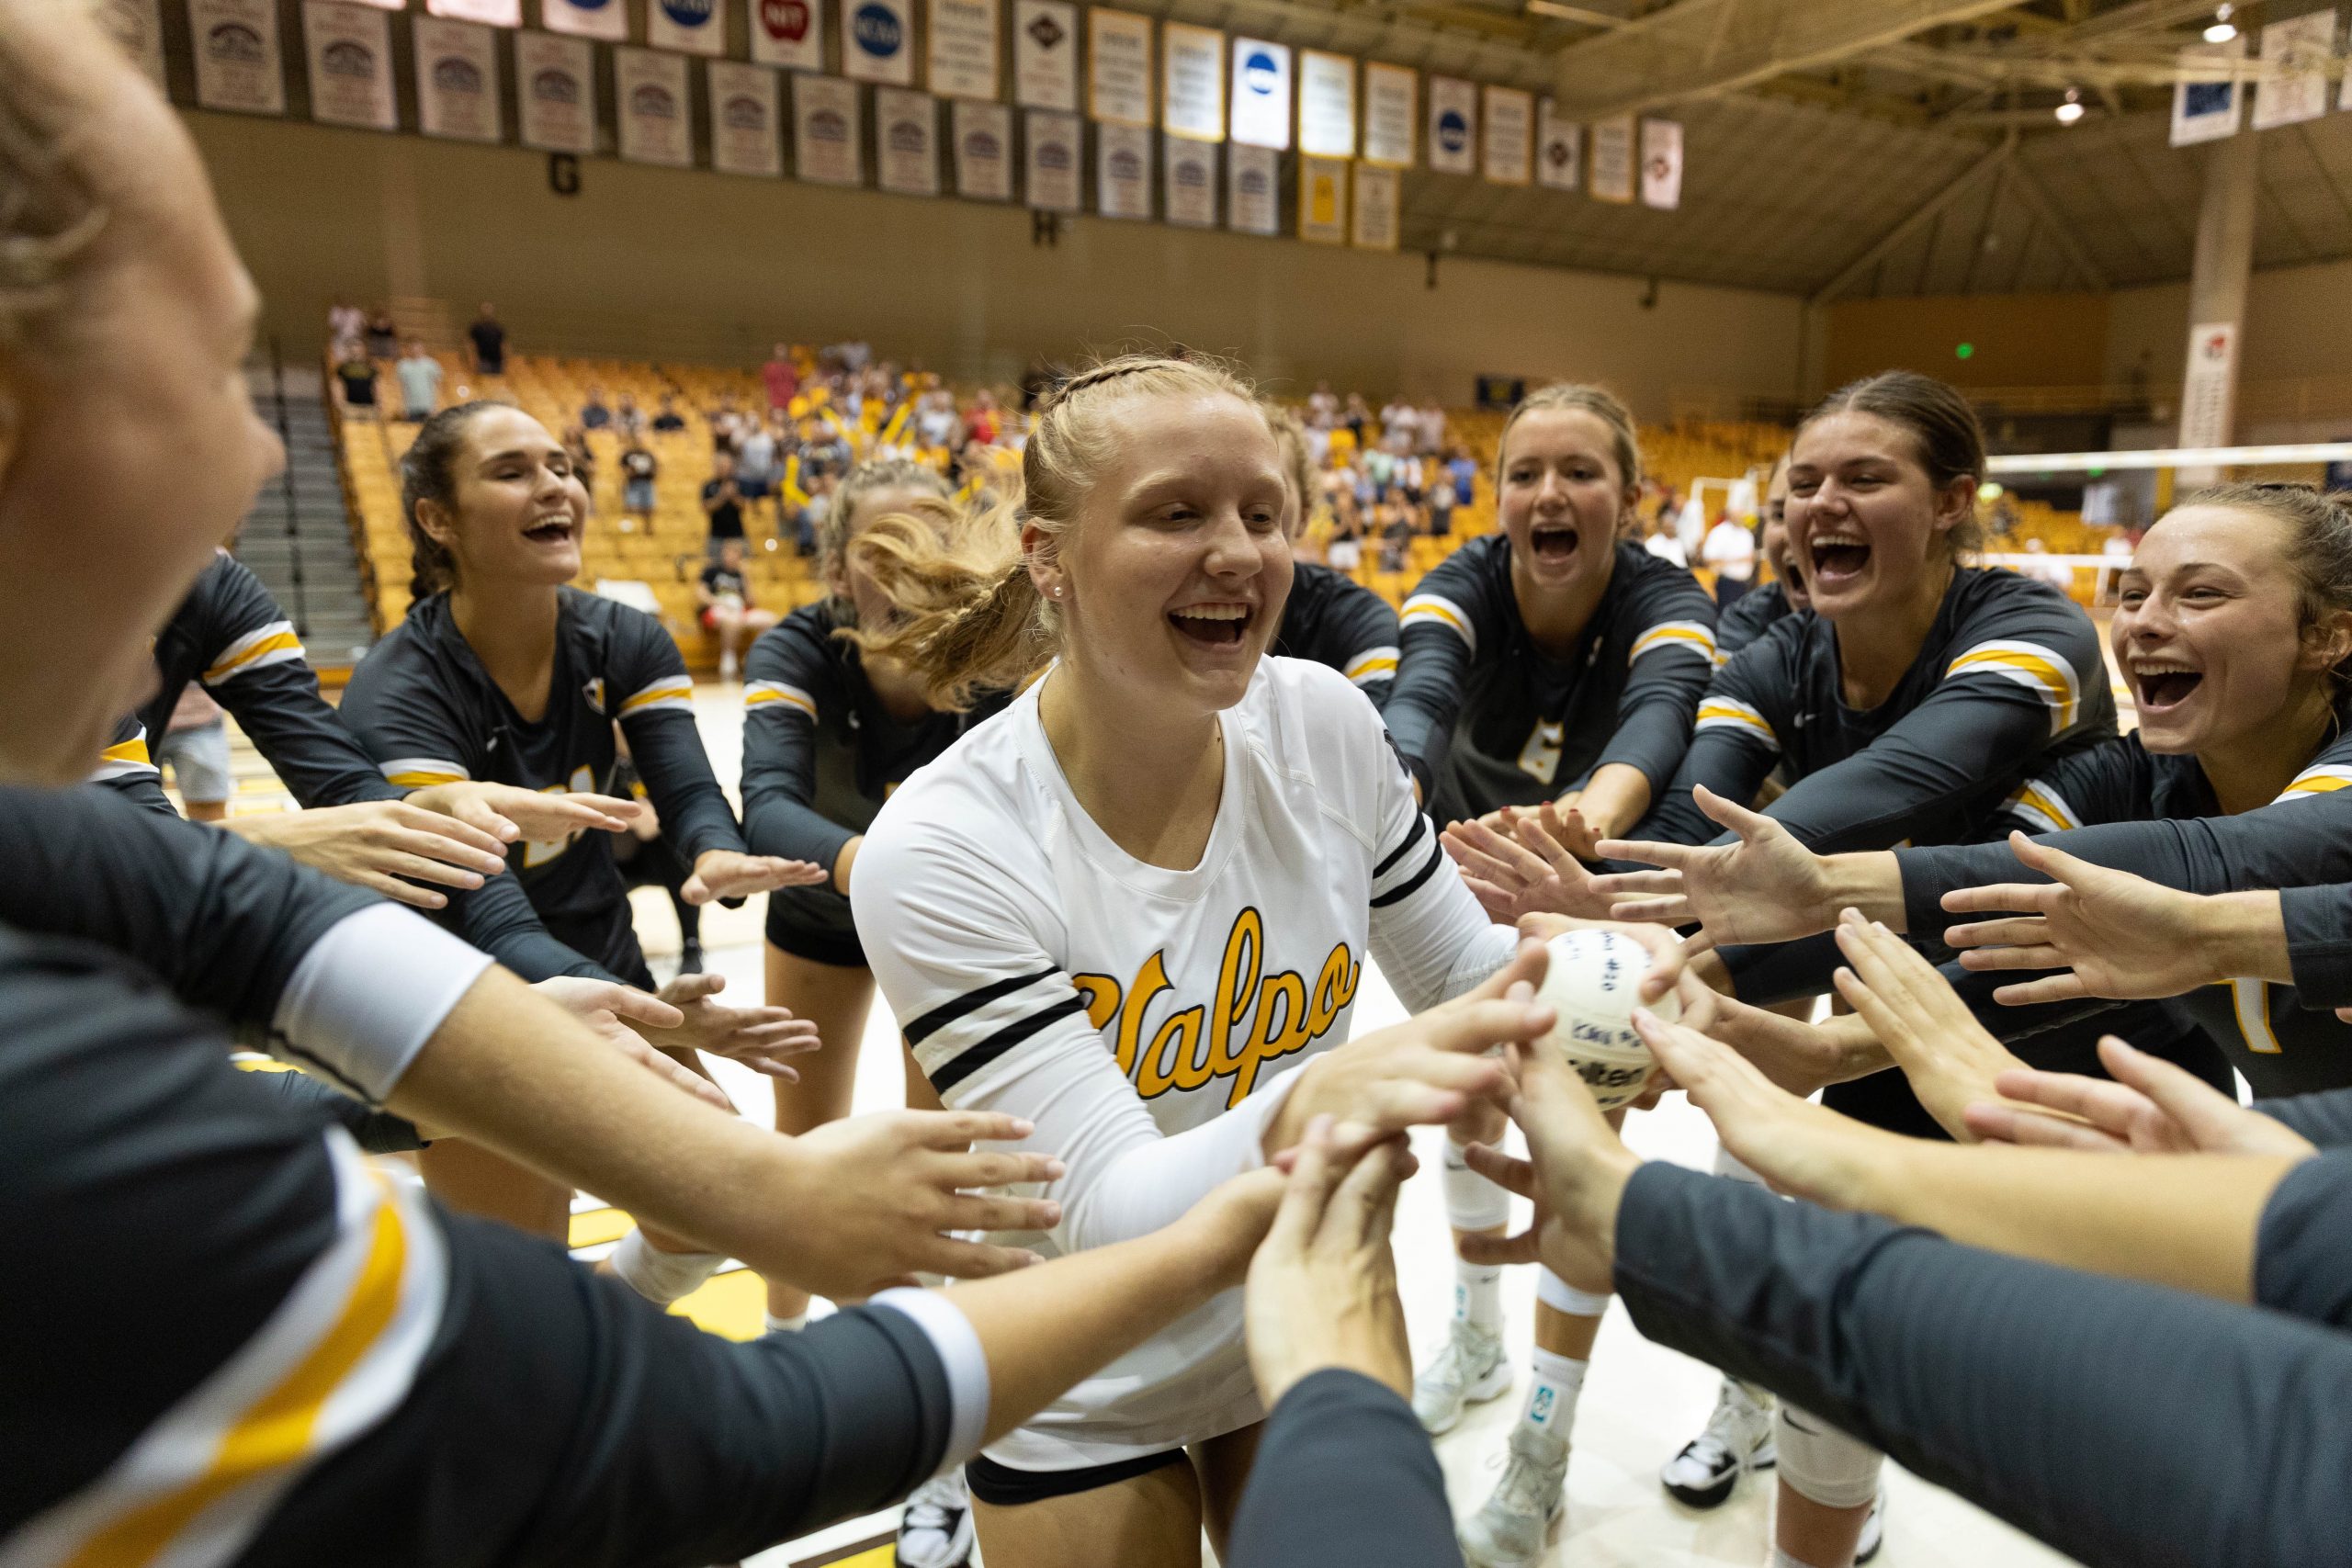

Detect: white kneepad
[1442, 1145, 1513, 1233]
[1534, 1267, 1611, 1318]
[1774, 1404, 1883, 1510]
[609, 1228, 728, 1305]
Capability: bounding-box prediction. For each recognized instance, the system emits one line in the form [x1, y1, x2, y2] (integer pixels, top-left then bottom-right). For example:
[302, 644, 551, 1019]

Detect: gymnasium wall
[184, 111, 1809, 420]
[2103, 256, 2352, 392]
[1820, 292, 2109, 390]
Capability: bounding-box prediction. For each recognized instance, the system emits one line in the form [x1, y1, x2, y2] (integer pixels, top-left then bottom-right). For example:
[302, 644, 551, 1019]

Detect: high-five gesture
[1441, 801, 1622, 924]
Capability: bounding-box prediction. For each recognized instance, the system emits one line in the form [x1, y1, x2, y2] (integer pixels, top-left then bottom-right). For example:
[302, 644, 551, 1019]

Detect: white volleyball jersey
[855, 655, 1513, 1470]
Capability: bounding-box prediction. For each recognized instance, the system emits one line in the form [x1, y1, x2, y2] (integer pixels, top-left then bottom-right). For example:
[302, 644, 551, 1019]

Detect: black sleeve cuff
[2254, 1153, 2352, 1330]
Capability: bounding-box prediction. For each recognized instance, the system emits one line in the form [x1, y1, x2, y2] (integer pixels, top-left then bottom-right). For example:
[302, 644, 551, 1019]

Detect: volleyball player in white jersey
[850, 355, 1555, 1567]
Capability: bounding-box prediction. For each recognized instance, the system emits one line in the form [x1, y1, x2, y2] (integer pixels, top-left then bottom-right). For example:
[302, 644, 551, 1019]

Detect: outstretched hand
[1829, 910, 2030, 1142]
[407, 781, 640, 845]
[1455, 1037, 1640, 1292]
[1635, 1009, 1887, 1211]
[1246, 1116, 1416, 1407]
[682, 849, 830, 905]
[1968, 1036, 2317, 1158]
[647, 970, 823, 1080]
[1593, 785, 1838, 944]
[1442, 802, 1622, 924]
[529, 976, 729, 1111]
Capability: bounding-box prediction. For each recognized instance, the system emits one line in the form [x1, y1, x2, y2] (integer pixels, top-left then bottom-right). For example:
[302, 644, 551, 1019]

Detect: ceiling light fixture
[2205, 3, 2237, 44]
[2055, 87, 2084, 124]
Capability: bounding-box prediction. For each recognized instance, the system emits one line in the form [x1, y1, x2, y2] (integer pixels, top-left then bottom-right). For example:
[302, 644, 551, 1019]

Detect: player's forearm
[2191, 889, 2292, 987]
[1568, 763, 1651, 842]
[1815, 851, 1908, 931]
[1833, 1138, 2295, 1304]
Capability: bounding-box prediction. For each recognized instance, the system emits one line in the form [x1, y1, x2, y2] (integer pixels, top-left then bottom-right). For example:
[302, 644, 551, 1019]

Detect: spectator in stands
[616, 389, 646, 440]
[620, 435, 658, 530]
[1644, 512, 1690, 568]
[702, 451, 748, 560]
[580, 386, 613, 431]
[965, 389, 1001, 447]
[154, 685, 231, 824]
[1417, 400, 1447, 457]
[652, 392, 687, 434]
[1328, 506, 1363, 572]
[1364, 443, 1395, 502]
[1446, 446, 1476, 509]
[1378, 501, 1414, 572]
[763, 343, 800, 412]
[333, 343, 379, 419]
[1701, 509, 1758, 606]
[739, 415, 780, 524]
[708, 390, 746, 459]
[797, 414, 850, 481]
[466, 301, 505, 378]
[1381, 396, 1416, 456]
[1429, 470, 1456, 536]
[794, 470, 834, 558]
[394, 339, 442, 423]
[364, 304, 397, 359]
[1343, 390, 1370, 449]
[1307, 380, 1339, 429]
[326, 297, 364, 357]
[696, 536, 775, 685]
[914, 388, 958, 452]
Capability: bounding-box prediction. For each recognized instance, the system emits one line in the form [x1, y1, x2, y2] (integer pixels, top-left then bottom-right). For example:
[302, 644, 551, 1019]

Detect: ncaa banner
[844, 0, 914, 85]
[876, 87, 941, 195]
[1297, 155, 1345, 244]
[1535, 96, 1577, 191]
[415, 17, 503, 141]
[1163, 135, 1216, 226]
[1088, 8, 1152, 126]
[709, 61, 784, 175]
[192, 0, 287, 115]
[517, 30, 597, 152]
[1227, 39, 1289, 151]
[1362, 61, 1414, 167]
[1481, 85, 1531, 184]
[2255, 12, 2333, 128]
[650, 0, 728, 57]
[1589, 112, 1634, 202]
[928, 0, 1000, 100]
[794, 73, 863, 183]
[1639, 117, 1682, 209]
[752, 0, 824, 71]
[1351, 162, 1398, 250]
[108, 0, 168, 86]
[1297, 50, 1353, 160]
[1013, 0, 1077, 111]
[1227, 141, 1276, 233]
[1426, 75, 1475, 175]
[1096, 119, 1152, 218]
[301, 2, 392, 130]
[955, 98, 1013, 199]
[426, 0, 520, 23]
[1023, 108, 1081, 209]
[1161, 23, 1222, 141]
[543, 0, 628, 42]
[616, 47, 693, 166]
[2172, 41, 2245, 146]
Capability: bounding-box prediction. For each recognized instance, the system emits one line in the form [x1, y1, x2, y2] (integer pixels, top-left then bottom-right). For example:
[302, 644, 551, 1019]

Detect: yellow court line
[568, 1207, 634, 1249]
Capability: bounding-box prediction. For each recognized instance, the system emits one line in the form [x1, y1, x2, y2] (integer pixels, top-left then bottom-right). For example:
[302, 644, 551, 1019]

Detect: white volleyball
[1533, 929, 1679, 1111]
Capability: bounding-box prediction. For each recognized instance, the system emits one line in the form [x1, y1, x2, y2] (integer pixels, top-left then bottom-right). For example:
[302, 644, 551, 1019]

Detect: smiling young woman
[843, 354, 1557, 1568]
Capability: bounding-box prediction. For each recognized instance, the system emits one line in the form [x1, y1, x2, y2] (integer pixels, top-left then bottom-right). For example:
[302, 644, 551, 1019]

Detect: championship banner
[426, 0, 519, 22]
[1298, 154, 1346, 244]
[1088, 7, 1152, 125]
[2179, 321, 2239, 457]
[518, 30, 598, 152]
[954, 98, 1013, 198]
[1161, 23, 1223, 141]
[752, 0, 825, 71]
[1426, 75, 1475, 175]
[928, 0, 1000, 99]
[1227, 141, 1277, 233]
[844, 0, 915, 85]
[1481, 85, 1531, 184]
[1535, 97, 1578, 191]
[1638, 117, 1682, 209]
[543, 0, 628, 41]
[794, 73, 863, 184]
[2256, 12, 2332, 129]
[876, 86, 941, 195]
[1096, 119, 1152, 218]
[1013, 0, 1077, 109]
[1297, 50, 1354, 160]
[1589, 112, 1634, 202]
[2172, 40, 2245, 146]
[110, 0, 168, 86]
[192, 0, 287, 115]
[1351, 161, 1397, 250]
[300, 3, 391, 129]
[709, 61, 783, 175]
[1228, 39, 1289, 150]
[1362, 61, 1414, 168]
[1024, 108, 1081, 209]
[616, 47, 693, 166]
[415, 17, 503, 141]
[649, 0, 728, 56]
[1164, 135, 1216, 225]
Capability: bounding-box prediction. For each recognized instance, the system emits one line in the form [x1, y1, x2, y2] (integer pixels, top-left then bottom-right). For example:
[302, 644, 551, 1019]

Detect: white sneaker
[1459, 1423, 1568, 1568]
[718, 652, 739, 684]
[1660, 1376, 1776, 1508]
[895, 1470, 974, 1568]
[1412, 1319, 1510, 1435]
[1856, 1488, 1887, 1565]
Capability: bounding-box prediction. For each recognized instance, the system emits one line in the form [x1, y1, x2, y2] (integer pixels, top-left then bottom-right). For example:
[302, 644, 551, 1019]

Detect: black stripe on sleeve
[1374, 814, 1430, 879]
[1371, 837, 1447, 908]
[904, 966, 1063, 1045]
[927, 995, 1090, 1093]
